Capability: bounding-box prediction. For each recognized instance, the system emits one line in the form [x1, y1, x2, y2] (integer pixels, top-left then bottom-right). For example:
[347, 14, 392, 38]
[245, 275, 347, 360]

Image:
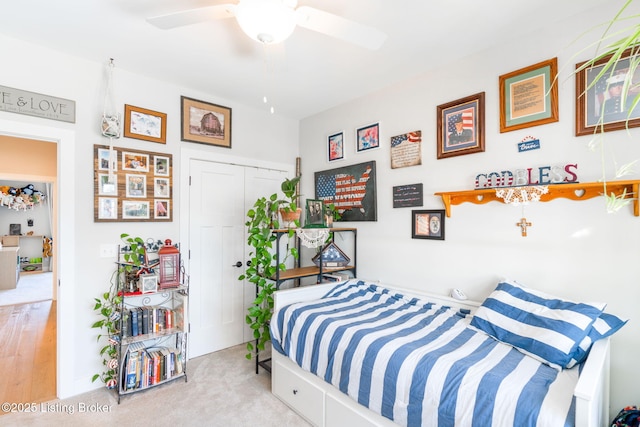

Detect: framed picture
[181, 96, 232, 148]
[9, 223, 21, 235]
[328, 131, 344, 162]
[122, 201, 150, 219]
[125, 174, 147, 198]
[97, 148, 117, 171]
[154, 199, 170, 219]
[356, 122, 380, 152]
[575, 48, 640, 136]
[124, 104, 167, 144]
[154, 177, 170, 197]
[437, 92, 485, 159]
[140, 274, 158, 294]
[94, 145, 173, 223]
[411, 210, 445, 240]
[315, 161, 377, 222]
[98, 197, 118, 220]
[98, 173, 117, 195]
[305, 199, 325, 227]
[499, 58, 559, 133]
[391, 130, 422, 169]
[122, 151, 149, 172]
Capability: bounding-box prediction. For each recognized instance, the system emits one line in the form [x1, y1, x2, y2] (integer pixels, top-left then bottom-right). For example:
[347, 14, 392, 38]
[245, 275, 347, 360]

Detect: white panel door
[188, 160, 288, 357]
[189, 160, 246, 358]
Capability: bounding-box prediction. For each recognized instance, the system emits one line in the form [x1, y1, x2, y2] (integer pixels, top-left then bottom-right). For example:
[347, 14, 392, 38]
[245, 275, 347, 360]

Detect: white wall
[0, 34, 299, 398]
[299, 1, 640, 413]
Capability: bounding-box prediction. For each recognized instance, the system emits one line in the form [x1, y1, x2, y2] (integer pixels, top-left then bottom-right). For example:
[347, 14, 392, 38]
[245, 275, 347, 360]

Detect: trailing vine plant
[239, 178, 300, 359]
[91, 233, 145, 387]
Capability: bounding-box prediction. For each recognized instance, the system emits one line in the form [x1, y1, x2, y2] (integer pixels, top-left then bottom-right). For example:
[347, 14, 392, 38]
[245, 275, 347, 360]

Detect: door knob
[232, 261, 242, 268]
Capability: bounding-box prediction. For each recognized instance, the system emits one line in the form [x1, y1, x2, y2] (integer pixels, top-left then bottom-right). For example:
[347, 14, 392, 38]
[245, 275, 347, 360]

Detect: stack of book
[122, 343, 184, 391]
[122, 306, 178, 337]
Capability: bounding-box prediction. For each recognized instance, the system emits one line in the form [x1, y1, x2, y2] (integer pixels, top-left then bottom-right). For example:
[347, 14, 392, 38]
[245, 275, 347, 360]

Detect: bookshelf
[113, 245, 188, 403]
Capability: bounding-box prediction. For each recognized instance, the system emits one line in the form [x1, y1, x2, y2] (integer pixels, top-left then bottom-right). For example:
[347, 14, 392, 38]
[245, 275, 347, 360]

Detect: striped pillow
[470, 280, 605, 369]
[571, 312, 627, 366]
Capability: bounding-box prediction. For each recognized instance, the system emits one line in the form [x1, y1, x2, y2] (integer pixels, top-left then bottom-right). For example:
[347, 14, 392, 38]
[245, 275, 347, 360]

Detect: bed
[270, 279, 624, 427]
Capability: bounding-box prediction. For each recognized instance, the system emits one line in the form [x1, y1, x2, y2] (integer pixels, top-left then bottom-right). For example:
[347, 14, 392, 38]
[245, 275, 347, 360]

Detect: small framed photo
[98, 173, 118, 196]
[154, 177, 170, 197]
[575, 48, 640, 136]
[125, 174, 147, 198]
[9, 223, 21, 235]
[181, 96, 232, 148]
[122, 151, 149, 172]
[122, 200, 150, 219]
[412, 209, 445, 240]
[154, 199, 170, 219]
[305, 199, 325, 228]
[154, 155, 170, 176]
[98, 197, 118, 220]
[328, 131, 344, 162]
[499, 58, 559, 133]
[124, 104, 167, 144]
[140, 274, 158, 294]
[437, 92, 485, 159]
[97, 148, 118, 172]
[356, 122, 380, 152]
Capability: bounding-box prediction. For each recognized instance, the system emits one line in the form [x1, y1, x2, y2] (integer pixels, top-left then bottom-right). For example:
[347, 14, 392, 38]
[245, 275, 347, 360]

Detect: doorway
[187, 158, 288, 358]
[0, 135, 57, 405]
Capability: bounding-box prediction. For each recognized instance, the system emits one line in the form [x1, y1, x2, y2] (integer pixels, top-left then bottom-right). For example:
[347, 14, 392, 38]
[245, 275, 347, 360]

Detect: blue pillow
[571, 312, 627, 366]
[470, 280, 605, 370]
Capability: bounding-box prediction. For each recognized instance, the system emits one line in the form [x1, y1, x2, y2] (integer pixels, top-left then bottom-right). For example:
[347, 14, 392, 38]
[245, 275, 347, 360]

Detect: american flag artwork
[446, 108, 474, 133]
[315, 161, 377, 221]
[390, 131, 421, 147]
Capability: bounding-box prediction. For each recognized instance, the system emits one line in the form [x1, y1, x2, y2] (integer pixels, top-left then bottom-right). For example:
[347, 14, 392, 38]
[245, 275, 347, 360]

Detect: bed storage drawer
[273, 358, 324, 426]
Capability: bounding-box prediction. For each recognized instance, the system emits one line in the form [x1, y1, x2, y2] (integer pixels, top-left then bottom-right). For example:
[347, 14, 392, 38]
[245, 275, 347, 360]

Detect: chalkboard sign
[393, 184, 423, 208]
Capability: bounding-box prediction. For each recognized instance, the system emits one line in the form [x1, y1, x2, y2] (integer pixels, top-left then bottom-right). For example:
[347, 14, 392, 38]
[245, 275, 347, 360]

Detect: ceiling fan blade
[295, 6, 386, 50]
[147, 4, 236, 30]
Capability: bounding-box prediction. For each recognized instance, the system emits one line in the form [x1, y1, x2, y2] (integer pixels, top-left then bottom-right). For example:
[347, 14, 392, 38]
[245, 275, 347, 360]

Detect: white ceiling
[0, 0, 614, 120]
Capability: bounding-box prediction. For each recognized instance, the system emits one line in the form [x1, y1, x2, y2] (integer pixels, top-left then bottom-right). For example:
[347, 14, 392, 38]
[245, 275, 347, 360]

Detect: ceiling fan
[147, 0, 387, 50]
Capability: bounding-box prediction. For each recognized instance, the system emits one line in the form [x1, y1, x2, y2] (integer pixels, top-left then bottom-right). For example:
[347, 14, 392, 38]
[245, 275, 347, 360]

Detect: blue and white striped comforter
[271, 280, 579, 427]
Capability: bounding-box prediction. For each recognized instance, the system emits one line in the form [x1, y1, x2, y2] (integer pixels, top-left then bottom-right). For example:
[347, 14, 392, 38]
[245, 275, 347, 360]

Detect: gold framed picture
[124, 104, 167, 144]
[181, 96, 232, 148]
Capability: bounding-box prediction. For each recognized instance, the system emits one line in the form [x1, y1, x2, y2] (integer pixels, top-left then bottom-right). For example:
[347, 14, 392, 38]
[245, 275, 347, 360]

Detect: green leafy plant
[91, 234, 145, 387]
[278, 175, 301, 214]
[239, 178, 300, 359]
[573, 0, 640, 211]
[91, 272, 122, 386]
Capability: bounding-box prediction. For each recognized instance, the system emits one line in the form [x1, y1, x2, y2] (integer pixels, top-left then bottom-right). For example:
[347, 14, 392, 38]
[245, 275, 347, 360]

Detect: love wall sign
[0, 85, 76, 123]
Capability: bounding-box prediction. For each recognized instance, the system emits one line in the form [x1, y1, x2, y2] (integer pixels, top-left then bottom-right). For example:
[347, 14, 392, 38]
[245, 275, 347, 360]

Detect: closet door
[188, 160, 286, 357]
[188, 160, 246, 357]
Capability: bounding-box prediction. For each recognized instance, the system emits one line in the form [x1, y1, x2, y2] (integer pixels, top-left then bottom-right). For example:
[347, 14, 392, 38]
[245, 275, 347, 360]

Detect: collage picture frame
[94, 145, 172, 222]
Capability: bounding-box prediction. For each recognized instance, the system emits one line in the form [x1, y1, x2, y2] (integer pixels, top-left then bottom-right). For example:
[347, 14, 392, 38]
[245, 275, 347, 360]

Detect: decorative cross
[516, 217, 532, 237]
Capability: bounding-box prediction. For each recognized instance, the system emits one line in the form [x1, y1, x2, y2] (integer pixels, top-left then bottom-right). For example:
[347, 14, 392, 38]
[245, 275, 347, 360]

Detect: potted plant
[239, 180, 300, 359]
[278, 175, 302, 228]
[91, 233, 145, 388]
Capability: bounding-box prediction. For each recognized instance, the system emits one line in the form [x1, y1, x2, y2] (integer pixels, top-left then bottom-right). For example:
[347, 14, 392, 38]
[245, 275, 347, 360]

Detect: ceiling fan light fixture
[235, 0, 297, 44]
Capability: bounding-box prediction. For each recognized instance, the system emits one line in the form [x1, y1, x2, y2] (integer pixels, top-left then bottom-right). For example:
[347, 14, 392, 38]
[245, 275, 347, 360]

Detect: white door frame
[179, 147, 294, 354]
[0, 118, 76, 399]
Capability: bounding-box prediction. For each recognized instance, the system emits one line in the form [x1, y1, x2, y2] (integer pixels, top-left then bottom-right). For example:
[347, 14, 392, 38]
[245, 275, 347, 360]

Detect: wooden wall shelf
[435, 180, 640, 217]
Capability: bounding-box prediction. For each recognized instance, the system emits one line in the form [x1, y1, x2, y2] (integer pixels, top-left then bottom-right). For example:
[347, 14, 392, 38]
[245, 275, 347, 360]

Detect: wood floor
[0, 300, 56, 408]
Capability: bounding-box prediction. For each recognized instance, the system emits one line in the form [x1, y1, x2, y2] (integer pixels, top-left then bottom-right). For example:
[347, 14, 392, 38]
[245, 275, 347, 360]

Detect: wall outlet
[99, 244, 118, 258]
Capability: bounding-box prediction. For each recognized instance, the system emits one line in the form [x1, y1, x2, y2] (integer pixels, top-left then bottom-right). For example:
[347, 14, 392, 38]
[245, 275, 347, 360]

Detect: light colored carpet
[0, 272, 53, 306]
[0, 344, 309, 427]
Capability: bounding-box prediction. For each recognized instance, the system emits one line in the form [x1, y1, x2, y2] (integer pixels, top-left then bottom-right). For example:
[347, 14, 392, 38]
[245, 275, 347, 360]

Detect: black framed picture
[411, 210, 445, 240]
[9, 224, 21, 235]
[315, 161, 377, 222]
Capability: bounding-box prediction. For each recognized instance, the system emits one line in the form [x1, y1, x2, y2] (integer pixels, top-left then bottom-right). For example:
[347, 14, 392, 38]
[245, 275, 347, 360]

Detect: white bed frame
[271, 282, 611, 427]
